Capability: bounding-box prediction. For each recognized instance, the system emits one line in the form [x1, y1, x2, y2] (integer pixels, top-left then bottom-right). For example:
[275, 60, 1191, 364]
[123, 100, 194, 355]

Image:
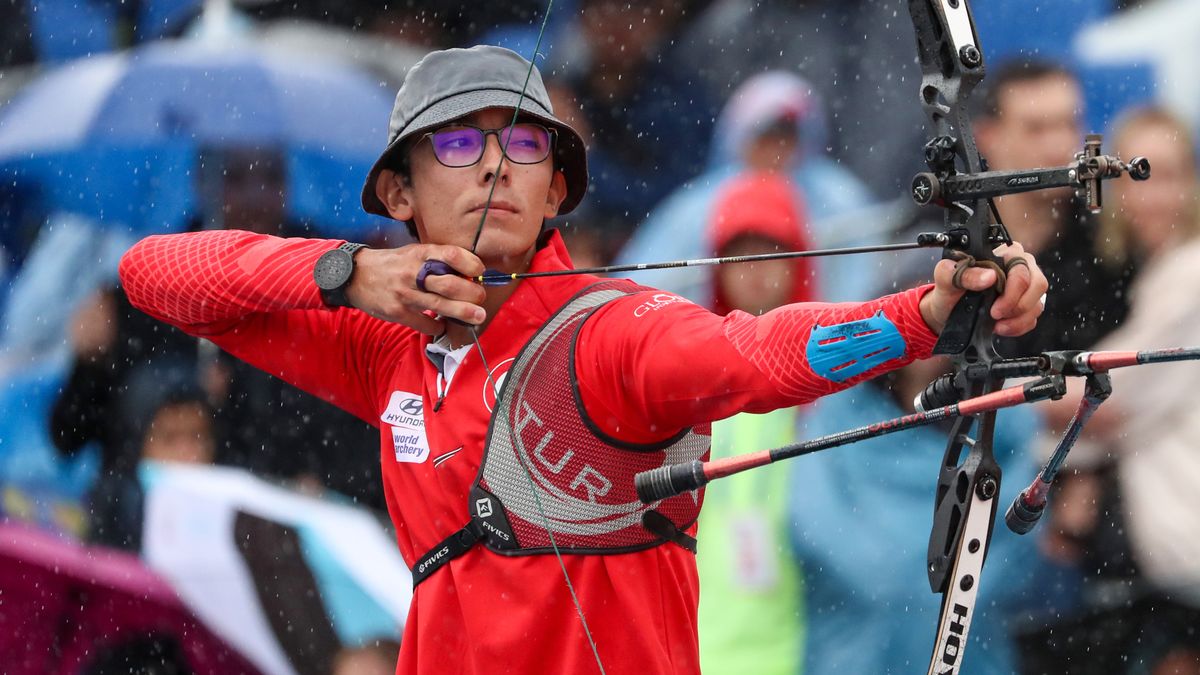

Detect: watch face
[315, 249, 353, 290]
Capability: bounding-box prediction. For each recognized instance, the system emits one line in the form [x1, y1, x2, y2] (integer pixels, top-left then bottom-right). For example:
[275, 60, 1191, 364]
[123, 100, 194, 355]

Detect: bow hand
[921, 242, 1047, 337]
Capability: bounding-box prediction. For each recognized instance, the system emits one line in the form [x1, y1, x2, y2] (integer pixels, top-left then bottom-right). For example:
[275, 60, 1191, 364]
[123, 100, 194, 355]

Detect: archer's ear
[543, 170, 568, 220]
[377, 169, 415, 222]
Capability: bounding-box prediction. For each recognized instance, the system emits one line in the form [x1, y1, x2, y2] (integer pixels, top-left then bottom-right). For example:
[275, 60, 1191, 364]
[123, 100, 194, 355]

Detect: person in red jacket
[706, 171, 818, 317]
[120, 46, 1047, 675]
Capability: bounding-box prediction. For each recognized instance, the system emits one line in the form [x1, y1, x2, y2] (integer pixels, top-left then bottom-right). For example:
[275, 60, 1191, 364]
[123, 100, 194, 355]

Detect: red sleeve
[119, 230, 408, 424]
[575, 287, 939, 444]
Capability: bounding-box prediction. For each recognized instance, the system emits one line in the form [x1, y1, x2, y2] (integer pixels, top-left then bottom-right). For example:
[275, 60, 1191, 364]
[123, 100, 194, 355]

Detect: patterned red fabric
[120, 229, 938, 675]
[722, 292, 938, 399]
[574, 286, 937, 445]
[120, 231, 332, 330]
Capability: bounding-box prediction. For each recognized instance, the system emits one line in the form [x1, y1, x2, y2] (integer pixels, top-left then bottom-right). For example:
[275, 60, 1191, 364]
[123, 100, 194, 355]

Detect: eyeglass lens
[430, 124, 552, 167]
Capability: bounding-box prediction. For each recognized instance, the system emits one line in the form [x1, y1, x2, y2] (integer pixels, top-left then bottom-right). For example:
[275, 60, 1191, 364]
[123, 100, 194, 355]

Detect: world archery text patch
[381, 390, 431, 463]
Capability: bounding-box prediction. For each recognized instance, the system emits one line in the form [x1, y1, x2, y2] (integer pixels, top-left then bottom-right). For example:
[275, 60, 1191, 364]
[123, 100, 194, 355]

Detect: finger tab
[417, 260, 457, 292]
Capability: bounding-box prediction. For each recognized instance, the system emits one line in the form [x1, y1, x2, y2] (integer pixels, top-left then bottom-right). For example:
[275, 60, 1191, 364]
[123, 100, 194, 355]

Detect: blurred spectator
[539, 80, 632, 266]
[192, 148, 381, 506]
[1098, 107, 1200, 270]
[195, 145, 291, 232]
[706, 172, 817, 315]
[0, 211, 134, 369]
[63, 377, 408, 670]
[1029, 106, 1200, 675]
[140, 389, 216, 466]
[790, 356, 1041, 675]
[332, 640, 401, 675]
[696, 172, 816, 675]
[51, 286, 196, 476]
[973, 59, 1136, 357]
[547, 0, 718, 244]
[50, 147, 384, 521]
[47, 278, 197, 548]
[698, 183, 1042, 673]
[673, 0, 928, 197]
[616, 71, 871, 304]
[86, 384, 214, 550]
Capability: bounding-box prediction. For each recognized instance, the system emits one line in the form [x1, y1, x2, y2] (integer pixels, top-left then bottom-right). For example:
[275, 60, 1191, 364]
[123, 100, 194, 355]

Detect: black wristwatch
[314, 242, 368, 308]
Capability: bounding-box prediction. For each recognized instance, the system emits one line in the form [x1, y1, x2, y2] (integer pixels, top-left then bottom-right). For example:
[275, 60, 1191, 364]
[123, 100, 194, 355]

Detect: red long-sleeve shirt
[120, 229, 937, 675]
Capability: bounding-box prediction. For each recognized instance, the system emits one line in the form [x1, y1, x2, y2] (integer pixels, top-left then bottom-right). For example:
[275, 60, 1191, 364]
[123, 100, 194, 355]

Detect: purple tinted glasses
[425, 123, 554, 168]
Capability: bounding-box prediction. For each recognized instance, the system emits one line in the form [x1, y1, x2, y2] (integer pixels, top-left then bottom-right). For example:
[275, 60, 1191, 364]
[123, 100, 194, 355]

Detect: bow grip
[933, 290, 986, 355]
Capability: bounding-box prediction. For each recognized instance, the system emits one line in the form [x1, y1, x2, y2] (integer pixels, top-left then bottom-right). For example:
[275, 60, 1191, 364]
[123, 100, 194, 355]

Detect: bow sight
[911, 135, 1151, 213]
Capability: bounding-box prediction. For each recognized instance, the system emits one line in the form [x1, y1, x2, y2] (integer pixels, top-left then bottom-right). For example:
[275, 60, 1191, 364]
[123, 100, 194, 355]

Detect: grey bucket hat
[361, 45, 588, 218]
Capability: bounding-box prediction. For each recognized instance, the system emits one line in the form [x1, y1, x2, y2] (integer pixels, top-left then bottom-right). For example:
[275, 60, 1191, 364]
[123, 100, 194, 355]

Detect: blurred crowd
[1, 0, 1199, 674]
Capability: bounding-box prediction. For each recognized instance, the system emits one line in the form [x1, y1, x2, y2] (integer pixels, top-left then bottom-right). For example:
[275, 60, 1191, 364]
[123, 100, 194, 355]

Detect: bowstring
[467, 3, 608, 673]
[468, 1, 554, 252]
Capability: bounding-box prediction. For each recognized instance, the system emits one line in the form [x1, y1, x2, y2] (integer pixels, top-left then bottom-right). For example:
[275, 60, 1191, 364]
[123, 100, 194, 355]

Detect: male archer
[119, 45, 1048, 674]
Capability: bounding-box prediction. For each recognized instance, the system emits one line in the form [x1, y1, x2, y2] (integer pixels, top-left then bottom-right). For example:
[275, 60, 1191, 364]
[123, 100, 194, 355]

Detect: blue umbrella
[0, 40, 395, 237]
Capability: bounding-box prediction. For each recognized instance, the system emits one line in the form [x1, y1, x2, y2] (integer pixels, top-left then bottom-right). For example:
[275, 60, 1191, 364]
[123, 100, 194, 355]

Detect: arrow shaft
[477, 234, 949, 285]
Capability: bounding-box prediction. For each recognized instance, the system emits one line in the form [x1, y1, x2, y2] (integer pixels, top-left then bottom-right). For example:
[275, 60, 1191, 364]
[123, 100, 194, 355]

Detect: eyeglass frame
[419, 122, 558, 169]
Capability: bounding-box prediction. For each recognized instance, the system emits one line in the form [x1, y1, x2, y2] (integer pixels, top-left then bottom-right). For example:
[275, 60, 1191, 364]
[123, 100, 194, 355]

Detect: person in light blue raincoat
[614, 71, 873, 306]
[788, 354, 1046, 674]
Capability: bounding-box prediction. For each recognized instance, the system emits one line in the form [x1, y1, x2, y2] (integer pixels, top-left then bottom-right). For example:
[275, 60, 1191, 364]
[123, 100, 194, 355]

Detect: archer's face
[388, 108, 567, 271]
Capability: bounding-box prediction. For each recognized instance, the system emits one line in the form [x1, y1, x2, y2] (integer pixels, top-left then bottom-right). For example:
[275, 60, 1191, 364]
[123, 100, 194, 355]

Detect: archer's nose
[478, 134, 511, 186]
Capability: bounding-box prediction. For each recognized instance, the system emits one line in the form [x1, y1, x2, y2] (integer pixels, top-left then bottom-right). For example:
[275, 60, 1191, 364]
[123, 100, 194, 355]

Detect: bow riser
[908, 2, 1007, 674]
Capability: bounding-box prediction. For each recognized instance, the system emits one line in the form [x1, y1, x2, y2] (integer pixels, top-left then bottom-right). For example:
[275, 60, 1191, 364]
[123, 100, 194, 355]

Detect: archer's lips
[469, 200, 518, 214]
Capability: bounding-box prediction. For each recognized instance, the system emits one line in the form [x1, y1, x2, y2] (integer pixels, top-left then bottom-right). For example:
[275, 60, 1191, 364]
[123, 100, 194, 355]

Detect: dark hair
[975, 59, 1078, 120]
[137, 384, 213, 449]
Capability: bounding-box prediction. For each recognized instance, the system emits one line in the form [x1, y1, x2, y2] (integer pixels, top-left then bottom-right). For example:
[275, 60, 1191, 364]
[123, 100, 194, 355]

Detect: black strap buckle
[411, 521, 484, 587]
